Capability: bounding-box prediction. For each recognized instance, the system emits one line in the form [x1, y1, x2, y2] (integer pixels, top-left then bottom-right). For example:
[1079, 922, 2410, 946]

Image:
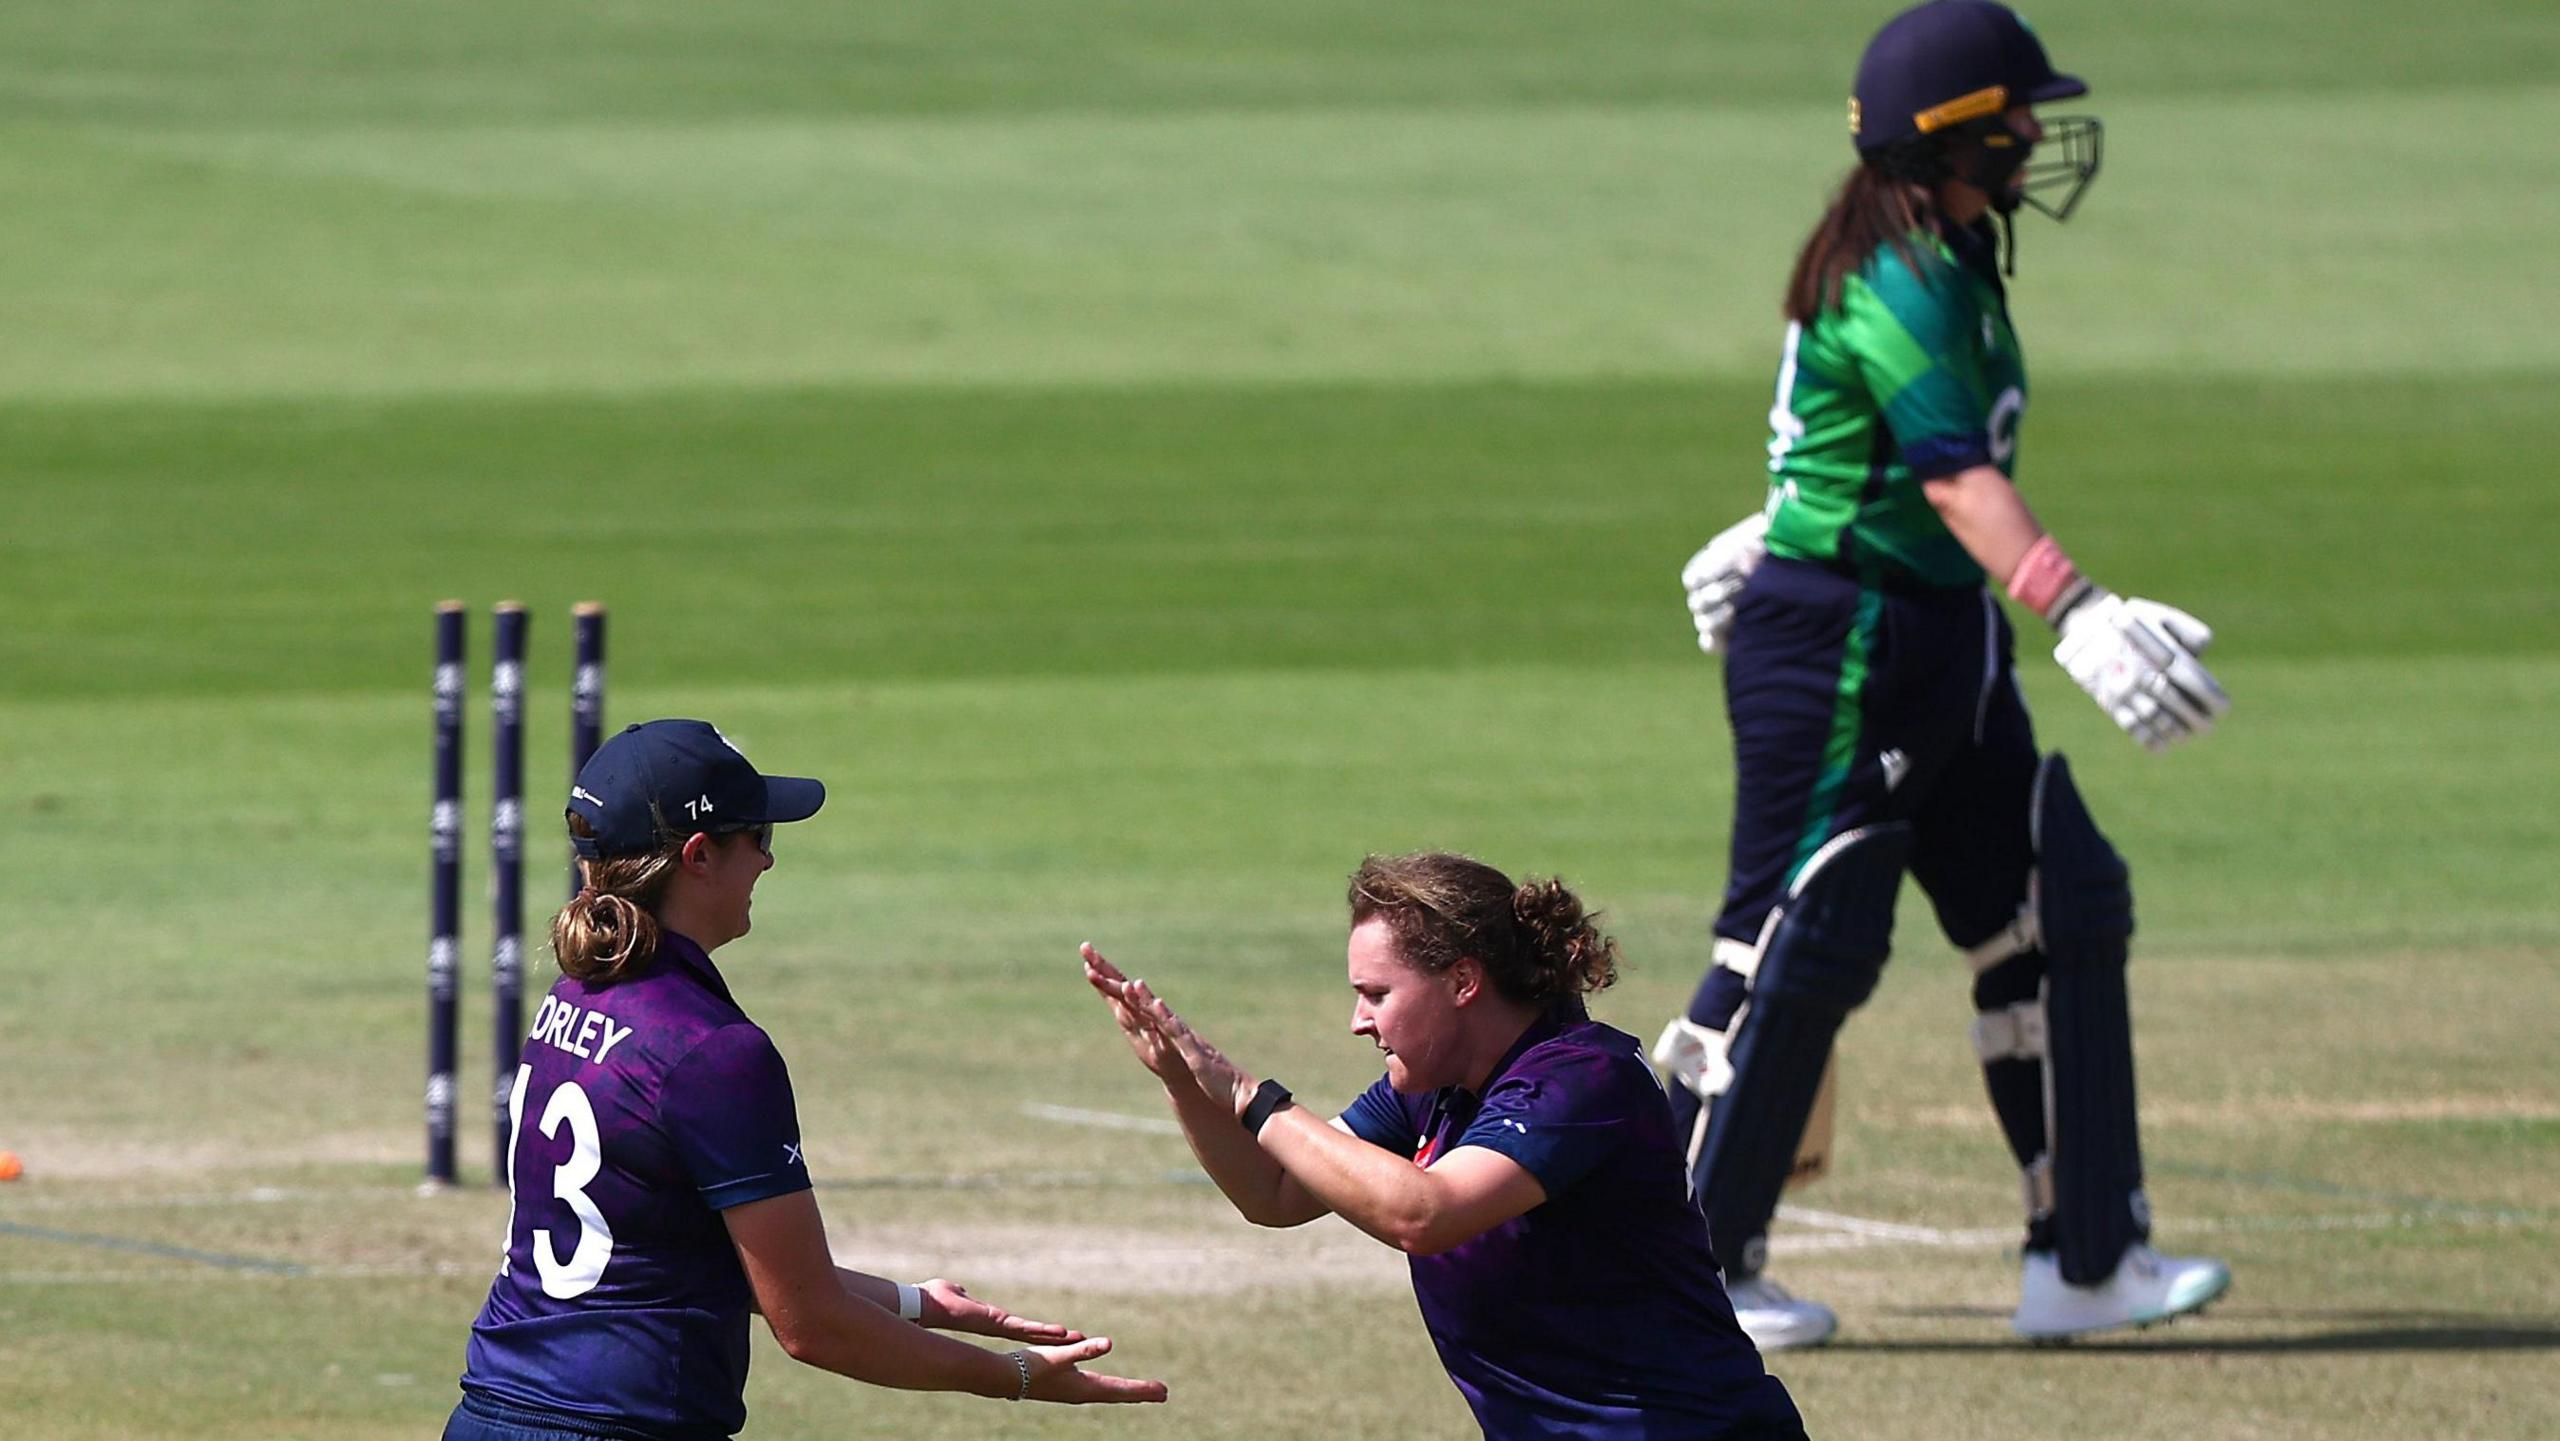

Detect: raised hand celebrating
[1117, 976, 1259, 1121]
[1081, 943, 1196, 1089]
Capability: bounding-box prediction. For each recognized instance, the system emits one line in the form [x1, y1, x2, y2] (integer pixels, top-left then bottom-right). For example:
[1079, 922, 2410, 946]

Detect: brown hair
[1783, 163, 1944, 323]
[552, 814, 683, 985]
[1347, 852, 1620, 1010]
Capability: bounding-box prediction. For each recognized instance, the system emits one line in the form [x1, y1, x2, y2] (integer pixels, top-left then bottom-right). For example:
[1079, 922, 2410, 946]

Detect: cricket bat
[1784, 1053, 1838, 1190]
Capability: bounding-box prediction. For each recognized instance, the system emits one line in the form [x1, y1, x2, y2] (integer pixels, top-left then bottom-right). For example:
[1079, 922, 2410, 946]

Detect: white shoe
[1726, 1275, 1838, 1351]
[2013, 1243, 2231, 1341]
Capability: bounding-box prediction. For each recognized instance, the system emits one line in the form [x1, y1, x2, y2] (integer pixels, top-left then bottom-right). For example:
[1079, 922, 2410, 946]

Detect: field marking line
[1774, 1206, 2013, 1249]
[1019, 1101, 1184, 1136]
[0, 1217, 305, 1275]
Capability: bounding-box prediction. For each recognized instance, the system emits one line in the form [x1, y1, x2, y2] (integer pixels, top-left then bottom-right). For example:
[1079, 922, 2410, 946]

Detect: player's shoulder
[1510, 1019, 1657, 1095]
[547, 965, 768, 1071]
[1846, 230, 1972, 324]
[670, 1016, 788, 1078]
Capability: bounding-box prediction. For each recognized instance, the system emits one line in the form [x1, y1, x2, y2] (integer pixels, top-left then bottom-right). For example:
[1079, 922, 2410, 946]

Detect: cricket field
[1, 2, 2554, 1436]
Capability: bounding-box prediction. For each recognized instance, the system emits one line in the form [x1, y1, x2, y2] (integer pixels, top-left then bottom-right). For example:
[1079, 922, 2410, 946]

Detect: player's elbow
[1242, 1192, 1329, 1230]
[766, 1316, 827, 1366]
[1383, 1208, 1469, 1256]
[758, 1303, 841, 1369]
[1392, 1226, 1463, 1257]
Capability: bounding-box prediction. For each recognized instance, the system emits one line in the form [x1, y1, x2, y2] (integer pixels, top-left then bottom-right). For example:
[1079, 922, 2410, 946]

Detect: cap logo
[682, 794, 715, 820]
[571, 786, 606, 807]
[1914, 84, 2008, 135]
[1847, 96, 1862, 136]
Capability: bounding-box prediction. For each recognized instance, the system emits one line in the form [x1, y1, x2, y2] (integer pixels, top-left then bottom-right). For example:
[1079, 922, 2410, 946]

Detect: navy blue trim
[700, 1169, 812, 1212]
[1901, 434, 1993, 478]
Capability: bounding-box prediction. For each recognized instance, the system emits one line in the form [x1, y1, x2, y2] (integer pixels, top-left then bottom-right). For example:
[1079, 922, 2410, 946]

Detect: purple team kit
[1343, 1007, 1806, 1439]
[462, 930, 810, 1439]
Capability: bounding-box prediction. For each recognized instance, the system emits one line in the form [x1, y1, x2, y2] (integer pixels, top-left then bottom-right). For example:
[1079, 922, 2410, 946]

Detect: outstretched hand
[917, 1278, 1082, 1344]
[1081, 943, 1194, 1089]
[1020, 1337, 1169, 1404]
[1119, 976, 1259, 1122]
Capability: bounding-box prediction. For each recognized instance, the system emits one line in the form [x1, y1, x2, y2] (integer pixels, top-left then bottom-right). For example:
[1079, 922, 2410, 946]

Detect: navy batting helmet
[1849, 1, 2101, 220]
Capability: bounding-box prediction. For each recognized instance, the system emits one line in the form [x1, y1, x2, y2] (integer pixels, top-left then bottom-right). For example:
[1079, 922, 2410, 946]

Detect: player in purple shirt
[448, 719, 1165, 1441]
[1084, 852, 1808, 1440]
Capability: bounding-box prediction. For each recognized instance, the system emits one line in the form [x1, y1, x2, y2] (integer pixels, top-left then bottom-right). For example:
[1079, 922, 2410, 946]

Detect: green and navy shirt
[1761, 221, 2024, 588]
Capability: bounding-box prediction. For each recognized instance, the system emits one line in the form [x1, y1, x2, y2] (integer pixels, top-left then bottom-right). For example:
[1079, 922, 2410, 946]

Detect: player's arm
[1924, 462, 2230, 749]
[1847, 253, 2228, 750]
[724, 1191, 1165, 1403]
[1083, 944, 1330, 1228]
[825, 1266, 1085, 1343]
[1154, 1064, 1339, 1228]
[1112, 973, 1550, 1254]
[1920, 463, 2044, 582]
[1256, 1112, 1548, 1256]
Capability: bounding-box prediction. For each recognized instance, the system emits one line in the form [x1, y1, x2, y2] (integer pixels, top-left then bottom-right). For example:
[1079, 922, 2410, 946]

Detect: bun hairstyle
[552, 814, 683, 985]
[1347, 853, 1621, 1010]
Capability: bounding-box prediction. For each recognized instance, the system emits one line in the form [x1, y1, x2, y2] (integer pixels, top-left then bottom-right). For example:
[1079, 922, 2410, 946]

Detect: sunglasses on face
[709, 822, 774, 856]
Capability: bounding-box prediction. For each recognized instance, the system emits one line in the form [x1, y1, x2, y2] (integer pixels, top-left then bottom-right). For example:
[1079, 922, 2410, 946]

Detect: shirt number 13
[503, 1065, 616, 1299]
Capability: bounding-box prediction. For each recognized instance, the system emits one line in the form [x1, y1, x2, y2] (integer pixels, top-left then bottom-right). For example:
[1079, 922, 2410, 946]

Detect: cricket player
[1087, 853, 1808, 1440]
[447, 719, 1164, 1440]
[1653, 0, 2233, 1348]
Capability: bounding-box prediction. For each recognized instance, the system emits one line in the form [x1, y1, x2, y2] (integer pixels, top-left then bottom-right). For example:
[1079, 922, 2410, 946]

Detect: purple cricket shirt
[459, 933, 811, 1439]
[1340, 1009, 1805, 1440]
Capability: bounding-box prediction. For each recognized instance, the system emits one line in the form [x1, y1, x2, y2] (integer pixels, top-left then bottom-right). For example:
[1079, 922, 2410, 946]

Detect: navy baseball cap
[566, 719, 826, 859]
[1851, 1, 2086, 155]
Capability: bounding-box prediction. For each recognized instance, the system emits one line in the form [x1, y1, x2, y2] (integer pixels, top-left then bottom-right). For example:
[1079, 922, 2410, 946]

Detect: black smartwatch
[1241, 1078, 1294, 1135]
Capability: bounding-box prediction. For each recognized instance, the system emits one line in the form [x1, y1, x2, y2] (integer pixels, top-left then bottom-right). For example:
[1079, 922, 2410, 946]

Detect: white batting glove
[1680, 511, 1769, 654]
[2053, 593, 2231, 751]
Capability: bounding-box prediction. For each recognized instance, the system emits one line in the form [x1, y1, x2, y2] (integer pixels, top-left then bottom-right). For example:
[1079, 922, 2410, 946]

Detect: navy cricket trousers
[1715, 556, 2041, 956]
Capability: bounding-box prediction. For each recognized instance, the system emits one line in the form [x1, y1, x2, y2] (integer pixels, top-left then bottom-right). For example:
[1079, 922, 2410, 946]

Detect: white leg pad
[1965, 906, 2041, 973]
[1971, 999, 2049, 1062]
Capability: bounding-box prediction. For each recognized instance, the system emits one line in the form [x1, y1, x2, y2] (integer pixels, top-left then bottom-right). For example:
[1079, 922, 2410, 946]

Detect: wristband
[1241, 1078, 1294, 1135]
[1004, 1348, 1034, 1401]
[2006, 535, 2097, 627]
[894, 1281, 923, 1323]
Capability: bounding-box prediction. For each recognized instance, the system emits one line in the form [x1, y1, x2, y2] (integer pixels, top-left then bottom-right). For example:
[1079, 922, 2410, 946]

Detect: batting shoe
[1726, 1275, 1838, 1351]
[2013, 1244, 2230, 1341]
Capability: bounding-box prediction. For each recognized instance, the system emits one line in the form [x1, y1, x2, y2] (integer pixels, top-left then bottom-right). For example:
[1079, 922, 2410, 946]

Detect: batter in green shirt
[1762, 221, 2023, 588]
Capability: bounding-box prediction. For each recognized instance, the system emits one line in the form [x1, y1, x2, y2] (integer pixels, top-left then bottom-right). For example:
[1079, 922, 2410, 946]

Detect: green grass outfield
[1, 2, 2555, 1437]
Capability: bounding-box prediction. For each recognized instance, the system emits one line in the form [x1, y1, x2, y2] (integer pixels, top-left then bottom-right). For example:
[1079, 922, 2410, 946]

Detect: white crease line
[1020, 1102, 1183, 1136]
[1777, 1205, 2013, 1248]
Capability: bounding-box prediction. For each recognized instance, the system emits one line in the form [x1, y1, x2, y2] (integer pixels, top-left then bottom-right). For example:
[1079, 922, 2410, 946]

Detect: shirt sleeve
[1842, 249, 1999, 479]
[661, 1024, 814, 1210]
[1338, 1074, 1420, 1156]
[1448, 1048, 1634, 1197]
